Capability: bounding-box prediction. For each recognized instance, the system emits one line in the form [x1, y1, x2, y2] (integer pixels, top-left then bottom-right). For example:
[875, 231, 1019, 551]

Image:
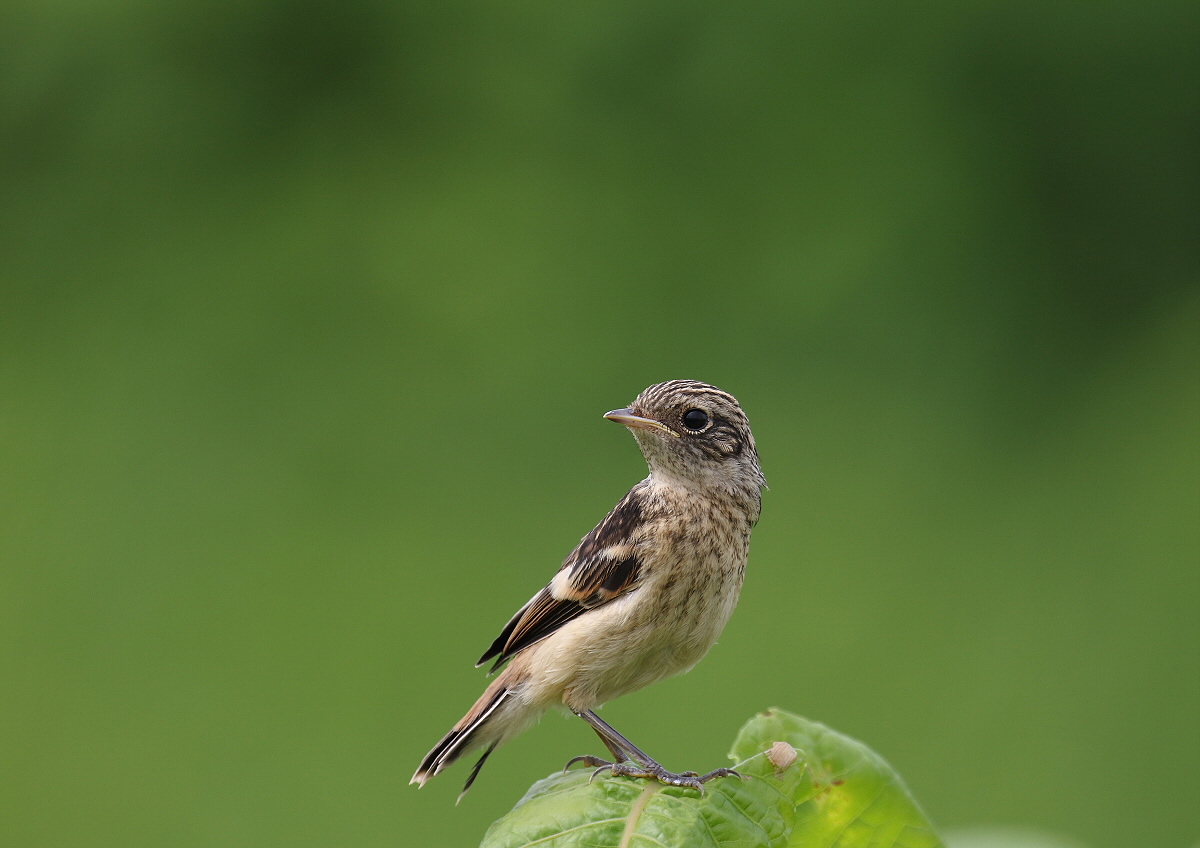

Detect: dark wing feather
[477, 589, 592, 673]
[476, 484, 647, 672]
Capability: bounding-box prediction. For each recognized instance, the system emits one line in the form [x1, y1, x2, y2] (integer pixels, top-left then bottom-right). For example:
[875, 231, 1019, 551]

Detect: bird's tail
[411, 673, 515, 802]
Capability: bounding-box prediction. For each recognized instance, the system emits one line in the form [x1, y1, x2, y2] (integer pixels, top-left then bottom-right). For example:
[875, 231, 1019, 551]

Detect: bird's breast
[528, 485, 757, 712]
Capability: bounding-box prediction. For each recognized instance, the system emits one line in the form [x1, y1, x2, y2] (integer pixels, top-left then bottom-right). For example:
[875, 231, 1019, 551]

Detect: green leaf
[480, 708, 944, 848]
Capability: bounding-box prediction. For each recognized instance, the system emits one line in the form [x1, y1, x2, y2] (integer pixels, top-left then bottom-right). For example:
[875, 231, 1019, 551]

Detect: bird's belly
[526, 566, 742, 712]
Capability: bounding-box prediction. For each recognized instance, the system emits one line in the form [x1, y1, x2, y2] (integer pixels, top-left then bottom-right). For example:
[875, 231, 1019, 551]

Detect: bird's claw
[564, 755, 742, 794]
[698, 767, 742, 781]
[563, 754, 613, 773]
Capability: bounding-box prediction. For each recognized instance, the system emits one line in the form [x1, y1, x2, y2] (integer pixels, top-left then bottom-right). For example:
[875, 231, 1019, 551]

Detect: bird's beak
[603, 408, 680, 438]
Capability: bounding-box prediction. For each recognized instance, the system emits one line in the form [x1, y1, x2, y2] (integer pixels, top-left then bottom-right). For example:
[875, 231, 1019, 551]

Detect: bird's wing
[476, 484, 648, 672]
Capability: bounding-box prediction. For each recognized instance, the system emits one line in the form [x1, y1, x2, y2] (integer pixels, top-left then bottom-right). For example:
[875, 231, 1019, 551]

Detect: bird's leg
[562, 725, 626, 772]
[563, 709, 741, 793]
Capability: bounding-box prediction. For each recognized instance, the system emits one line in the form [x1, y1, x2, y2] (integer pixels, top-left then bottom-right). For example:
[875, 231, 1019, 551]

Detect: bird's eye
[681, 408, 709, 431]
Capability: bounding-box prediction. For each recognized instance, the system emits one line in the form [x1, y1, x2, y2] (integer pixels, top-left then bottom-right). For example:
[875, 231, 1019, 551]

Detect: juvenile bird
[411, 380, 767, 800]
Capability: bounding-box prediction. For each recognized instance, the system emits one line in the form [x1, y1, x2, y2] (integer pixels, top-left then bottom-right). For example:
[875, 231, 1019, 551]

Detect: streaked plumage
[412, 380, 766, 799]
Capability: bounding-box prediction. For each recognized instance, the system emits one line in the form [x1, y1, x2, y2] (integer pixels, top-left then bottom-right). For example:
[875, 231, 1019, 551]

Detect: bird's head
[605, 380, 766, 495]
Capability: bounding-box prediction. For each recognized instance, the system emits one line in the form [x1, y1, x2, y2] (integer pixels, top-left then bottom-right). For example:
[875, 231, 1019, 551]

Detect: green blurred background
[2, 2, 1197, 846]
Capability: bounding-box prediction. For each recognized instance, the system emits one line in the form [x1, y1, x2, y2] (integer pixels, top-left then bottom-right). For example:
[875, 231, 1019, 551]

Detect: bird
[411, 380, 767, 801]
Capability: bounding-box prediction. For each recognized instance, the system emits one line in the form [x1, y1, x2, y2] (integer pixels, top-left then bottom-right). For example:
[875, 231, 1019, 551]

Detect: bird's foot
[564, 755, 741, 794]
